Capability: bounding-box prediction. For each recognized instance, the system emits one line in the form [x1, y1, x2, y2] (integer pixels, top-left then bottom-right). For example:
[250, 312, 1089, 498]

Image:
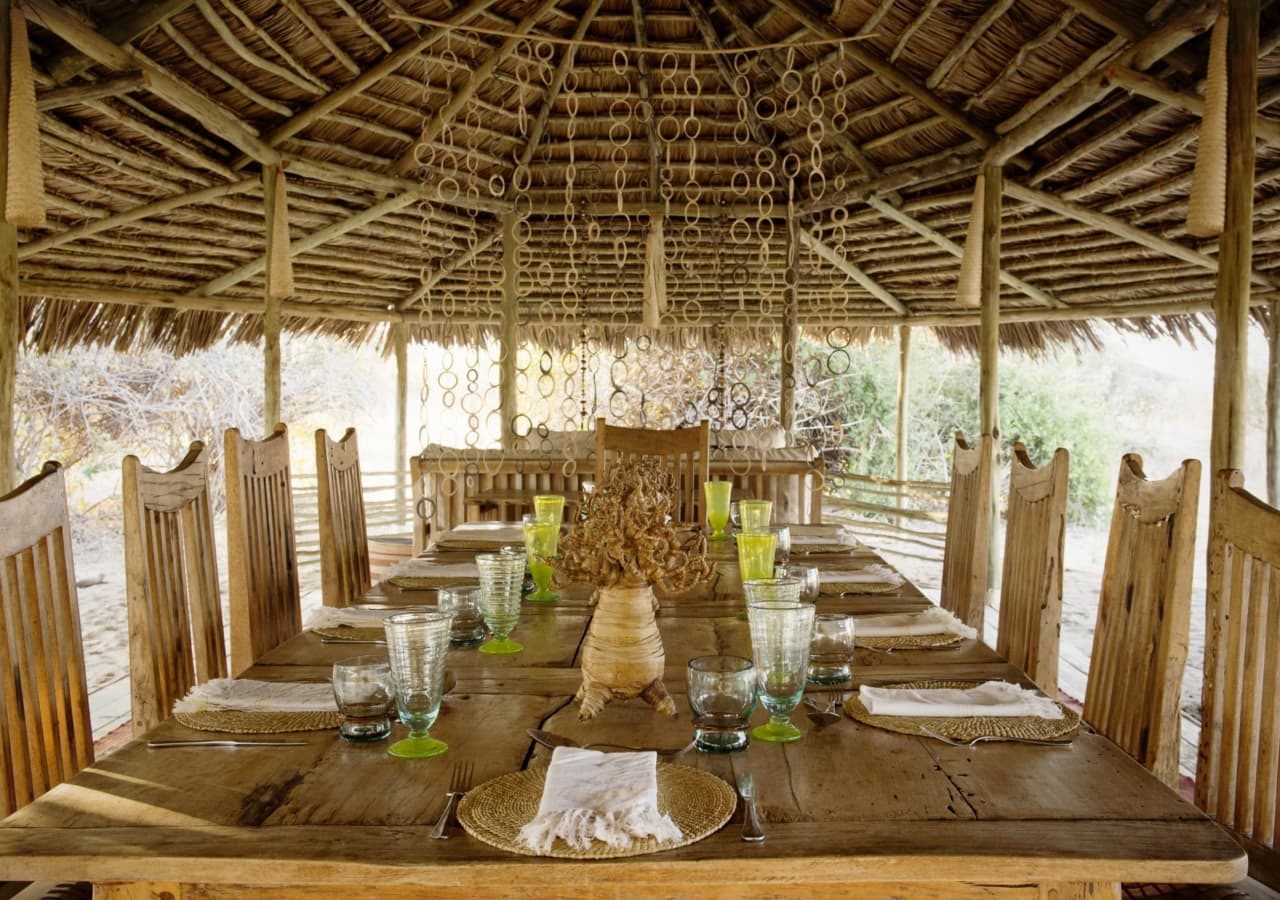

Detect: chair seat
[2, 882, 92, 900]
[1124, 880, 1280, 900]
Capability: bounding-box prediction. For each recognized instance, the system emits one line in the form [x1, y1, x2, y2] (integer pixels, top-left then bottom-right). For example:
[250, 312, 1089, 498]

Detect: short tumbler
[437, 584, 486, 645]
[736, 531, 778, 583]
[687, 655, 756, 753]
[808, 613, 856, 685]
[331, 655, 393, 742]
[383, 612, 453, 758]
[738, 499, 773, 533]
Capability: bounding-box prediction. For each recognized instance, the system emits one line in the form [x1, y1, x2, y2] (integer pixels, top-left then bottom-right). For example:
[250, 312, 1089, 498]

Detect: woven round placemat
[843, 680, 1080, 743]
[387, 574, 457, 590]
[820, 580, 902, 595]
[312, 625, 385, 642]
[855, 632, 964, 651]
[458, 763, 736, 859]
[174, 709, 341, 734]
[791, 543, 858, 556]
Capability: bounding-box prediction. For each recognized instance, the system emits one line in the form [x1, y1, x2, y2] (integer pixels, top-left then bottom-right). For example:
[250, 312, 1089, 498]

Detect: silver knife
[147, 739, 310, 748]
[736, 772, 765, 842]
[320, 638, 386, 645]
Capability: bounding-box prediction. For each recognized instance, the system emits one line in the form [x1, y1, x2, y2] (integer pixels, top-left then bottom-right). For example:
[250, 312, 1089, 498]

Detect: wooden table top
[0, 529, 1247, 893]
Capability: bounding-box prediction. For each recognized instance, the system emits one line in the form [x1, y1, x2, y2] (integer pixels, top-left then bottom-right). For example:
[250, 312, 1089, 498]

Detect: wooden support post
[499, 212, 519, 450]
[781, 182, 799, 441]
[1269, 301, 1280, 504]
[262, 164, 283, 432]
[0, 0, 17, 494]
[393, 321, 409, 519]
[895, 325, 911, 527]
[1210, 0, 1259, 479]
[980, 164, 1003, 609]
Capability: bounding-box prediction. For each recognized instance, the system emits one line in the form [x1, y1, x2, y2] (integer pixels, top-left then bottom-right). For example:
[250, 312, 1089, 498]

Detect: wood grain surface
[0, 524, 1246, 895]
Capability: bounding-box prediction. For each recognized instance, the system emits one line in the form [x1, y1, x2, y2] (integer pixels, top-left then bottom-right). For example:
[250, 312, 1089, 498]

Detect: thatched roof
[11, 0, 1280, 354]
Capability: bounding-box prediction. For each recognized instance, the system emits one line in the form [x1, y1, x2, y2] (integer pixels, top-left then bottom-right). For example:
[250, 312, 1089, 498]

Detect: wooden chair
[1195, 470, 1280, 890]
[595, 418, 710, 524]
[315, 427, 370, 607]
[1084, 454, 1199, 790]
[939, 433, 993, 631]
[995, 443, 1069, 696]
[0, 462, 93, 816]
[225, 424, 301, 675]
[123, 442, 227, 734]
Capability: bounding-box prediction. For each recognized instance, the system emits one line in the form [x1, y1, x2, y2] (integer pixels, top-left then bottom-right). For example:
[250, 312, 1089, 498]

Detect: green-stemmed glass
[738, 499, 773, 533]
[533, 494, 565, 525]
[384, 611, 453, 759]
[745, 584, 813, 744]
[522, 519, 560, 602]
[736, 531, 777, 583]
[704, 481, 732, 541]
[476, 551, 524, 654]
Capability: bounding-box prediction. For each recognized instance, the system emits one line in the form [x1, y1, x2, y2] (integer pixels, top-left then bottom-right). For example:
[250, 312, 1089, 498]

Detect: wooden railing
[821, 469, 949, 562]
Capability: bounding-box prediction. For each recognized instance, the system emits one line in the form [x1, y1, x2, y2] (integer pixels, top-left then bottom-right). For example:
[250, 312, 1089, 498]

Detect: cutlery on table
[917, 726, 1073, 748]
[430, 761, 474, 840]
[320, 638, 387, 646]
[803, 696, 843, 728]
[736, 772, 765, 842]
[147, 740, 310, 749]
[526, 729, 695, 761]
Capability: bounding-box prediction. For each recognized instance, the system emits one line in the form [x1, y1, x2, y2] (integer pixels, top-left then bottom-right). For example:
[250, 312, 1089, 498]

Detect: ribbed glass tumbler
[745, 587, 814, 744]
[384, 611, 453, 759]
[476, 550, 525, 655]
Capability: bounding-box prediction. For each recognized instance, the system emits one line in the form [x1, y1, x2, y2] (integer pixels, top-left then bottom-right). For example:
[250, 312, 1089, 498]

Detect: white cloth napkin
[819, 563, 903, 587]
[173, 679, 337, 714]
[384, 558, 479, 581]
[858, 680, 1064, 719]
[306, 607, 393, 630]
[516, 746, 682, 853]
[853, 607, 977, 639]
[790, 524, 858, 546]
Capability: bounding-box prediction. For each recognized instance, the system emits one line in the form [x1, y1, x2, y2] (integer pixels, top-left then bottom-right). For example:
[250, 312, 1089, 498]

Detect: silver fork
[918, 726, 1072, 748]
[430, 761, 474, 839]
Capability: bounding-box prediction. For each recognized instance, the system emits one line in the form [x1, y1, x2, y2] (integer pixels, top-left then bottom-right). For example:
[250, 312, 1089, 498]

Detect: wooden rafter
[388, 0, 561, 178]
[396, 232, 501, 311]
[1107, 66, 1280, 147]
[631, 0, 661, 203]
[36, 72, 147, 110]
[44, 0, 196, 84]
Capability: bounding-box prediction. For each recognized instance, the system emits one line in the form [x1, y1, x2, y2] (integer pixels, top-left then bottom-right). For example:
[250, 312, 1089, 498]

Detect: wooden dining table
[0, 526, 1247, 899]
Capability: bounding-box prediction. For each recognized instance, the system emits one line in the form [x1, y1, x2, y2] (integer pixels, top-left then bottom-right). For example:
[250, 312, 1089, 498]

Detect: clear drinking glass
[736, 531, 777, 583]
[383, 612, 453, 758]
[687, 655, 756, 753]
[533, 494, 565, 525]
[779, 564, 819, 604]
[809, 613, 856, 685]
[331, 656, 393, 742]
[746, 595, 815, 744]
[729, 501, 741, 529]
[704, 481, 732, 541]
[476, 551, 525, 654]
[522, 518, 560, 603]
[738, 499, 773, 533]
[438, 584, 486, 645]
[771, 525, 792, 567]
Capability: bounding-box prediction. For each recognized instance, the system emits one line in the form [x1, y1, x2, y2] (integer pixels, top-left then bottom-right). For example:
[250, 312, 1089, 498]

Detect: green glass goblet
[522, 519, 560, 603]
[736, 531, 778, 583]
[476, 551, 524, 655]
[745, 589, 813, 744]
[704, 480, 732, 541]
[384, 611, 453, 759]
[533, 494, 565, 525]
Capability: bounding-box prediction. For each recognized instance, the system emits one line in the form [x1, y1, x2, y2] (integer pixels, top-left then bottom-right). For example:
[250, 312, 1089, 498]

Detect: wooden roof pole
[687, 0, 906, 315]
[388, 0, 561, 179]
[781, 182, 799, 440]
[262, 165, 284, 432]
[979, 163, 1003, 611]
[44, 0, 195, 84]
[895, 325, 911, 529]
[1107, 67, 1280, 147]
[1269, 300, 1280, 505]
[499, 212, 518, 451]
[1211, 0, 1259, 478]
[631, 0, 661, 205]
[392, 320, 409, 515]
[0, 0, 15, 494]
[23, 0, 279, 165]
[397, 232, 500, 312]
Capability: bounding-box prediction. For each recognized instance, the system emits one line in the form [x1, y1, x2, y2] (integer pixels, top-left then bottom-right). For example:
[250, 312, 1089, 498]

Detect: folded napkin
[305, 606, 393, 631]
[173, 679, 337, 714]
[790, 524, 858, 546]
[819, 563, 903, 587]
[385, 558, 479, 582]
[858, 680, 1064, 719]
[853, 607, 976, 639]
[516, 746, 682, 853]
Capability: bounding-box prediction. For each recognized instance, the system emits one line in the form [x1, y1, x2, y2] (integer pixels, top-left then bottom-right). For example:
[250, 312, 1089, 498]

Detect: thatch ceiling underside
[13, 0, 1280, 355]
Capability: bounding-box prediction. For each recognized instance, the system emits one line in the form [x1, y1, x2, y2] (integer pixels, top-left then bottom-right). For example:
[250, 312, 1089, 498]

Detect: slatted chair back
[0, 462, 93, 817]
[315, 427, 370, 607]
[225, 424, 300, 675]
[123, 442, 226, 734]
[1197, 470, 1280, 885]
[996, 443, 1070, 695]
[939, 433, 994, 631]
[1084, 454, 1199, 789]
[595, 418, 710, 524]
